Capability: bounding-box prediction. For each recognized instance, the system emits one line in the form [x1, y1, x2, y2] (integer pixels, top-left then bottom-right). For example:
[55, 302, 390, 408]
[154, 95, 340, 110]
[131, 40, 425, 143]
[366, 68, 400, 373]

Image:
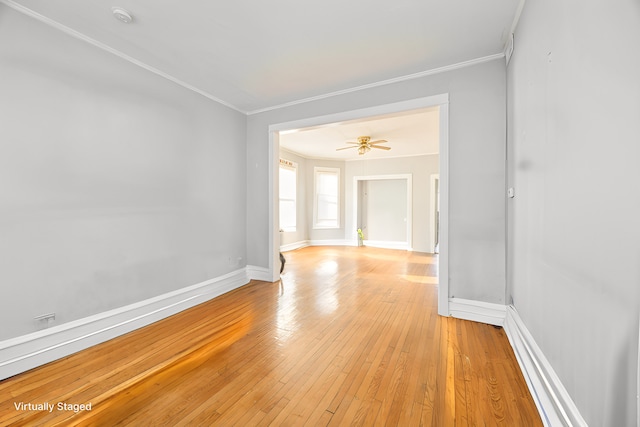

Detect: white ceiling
[280, 107, 439, 160]
[1, 0, 522, 114]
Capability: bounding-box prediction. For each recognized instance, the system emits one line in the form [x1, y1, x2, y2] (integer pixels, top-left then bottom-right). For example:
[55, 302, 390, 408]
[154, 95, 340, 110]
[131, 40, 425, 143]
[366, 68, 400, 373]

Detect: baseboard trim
[503, 305, 587, 427]
[363, 240, 411, 251]
[246, 265, 273, 282]
[308, 239, 355, 247]
[280, 240, 310, 252]
[0, 269, 248, 381]
[448, 297, 506, 326]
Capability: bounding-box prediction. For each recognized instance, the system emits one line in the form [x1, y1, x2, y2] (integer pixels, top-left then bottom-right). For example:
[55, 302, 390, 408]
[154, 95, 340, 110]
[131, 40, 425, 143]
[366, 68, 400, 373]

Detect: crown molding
[3, 0, 506, 117]
[0, 0, 246, 114]
[247, 53, 505, 115]
[510, 0, 527, 36]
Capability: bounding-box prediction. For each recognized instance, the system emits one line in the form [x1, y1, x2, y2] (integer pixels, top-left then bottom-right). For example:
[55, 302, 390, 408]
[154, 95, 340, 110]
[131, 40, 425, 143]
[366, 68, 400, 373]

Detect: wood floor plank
[0, 246, 542, 426]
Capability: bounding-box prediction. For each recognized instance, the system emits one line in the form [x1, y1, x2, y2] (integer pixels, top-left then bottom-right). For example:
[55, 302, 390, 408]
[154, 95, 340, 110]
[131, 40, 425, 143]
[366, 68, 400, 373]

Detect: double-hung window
[279, 159, 297, 232]
[314, 167, 340, 229]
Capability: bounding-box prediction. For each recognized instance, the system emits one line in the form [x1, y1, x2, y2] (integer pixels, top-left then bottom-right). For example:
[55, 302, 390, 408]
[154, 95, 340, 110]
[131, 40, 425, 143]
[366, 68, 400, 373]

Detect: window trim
[279, 159, 297, 232]
[313, 166, 340, 229]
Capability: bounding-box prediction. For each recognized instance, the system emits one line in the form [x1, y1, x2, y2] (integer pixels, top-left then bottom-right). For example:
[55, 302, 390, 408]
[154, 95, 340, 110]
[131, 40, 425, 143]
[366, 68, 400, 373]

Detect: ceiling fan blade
[370, 144, 391, 150]
[336, 146, 358, 151]
[368, 139, 387, 145]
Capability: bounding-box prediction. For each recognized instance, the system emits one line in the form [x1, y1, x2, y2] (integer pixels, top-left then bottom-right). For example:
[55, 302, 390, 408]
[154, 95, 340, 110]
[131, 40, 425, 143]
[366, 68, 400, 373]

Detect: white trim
[280, 240, 310, 252]
[246, 265, 274, 282]
[308, 239, 355, 247]
[269, 94, 450, 318]
[429, 174, 440, 253]
[0, 269, 248, 381]
[1, 0, 506, 116]
[278, 159, 298, 232]
[353, 174, 413, 251]
[448, 298, 506, 327]
[509, 0, 527, 37]
[503, 305, 588, 427]
[363, 240, 411, 251]
[313, 167, 341, 229]
[248, 55, 503, 115]
[437, 102, 450, 317]
[269, 96, 449, 135]
[0, 0, 243, 114]
[268, 132, 281, 282]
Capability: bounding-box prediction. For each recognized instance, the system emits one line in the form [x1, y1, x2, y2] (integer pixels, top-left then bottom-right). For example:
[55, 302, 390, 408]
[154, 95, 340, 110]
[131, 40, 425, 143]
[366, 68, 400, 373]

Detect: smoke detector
[112, 7, 133, 24]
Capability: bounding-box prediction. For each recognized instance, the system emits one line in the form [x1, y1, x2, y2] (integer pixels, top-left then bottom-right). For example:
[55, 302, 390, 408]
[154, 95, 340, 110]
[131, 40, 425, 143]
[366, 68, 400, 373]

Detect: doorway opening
[354, 174, 412, 250]
[268, 95, 450, 316]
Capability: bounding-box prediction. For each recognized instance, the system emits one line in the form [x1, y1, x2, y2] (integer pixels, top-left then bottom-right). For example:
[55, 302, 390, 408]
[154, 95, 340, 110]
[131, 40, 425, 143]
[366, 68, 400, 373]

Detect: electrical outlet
[34, 313, 55, 328]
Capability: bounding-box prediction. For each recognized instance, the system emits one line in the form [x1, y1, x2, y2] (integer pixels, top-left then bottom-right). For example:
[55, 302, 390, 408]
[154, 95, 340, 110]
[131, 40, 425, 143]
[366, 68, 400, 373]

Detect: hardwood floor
[0, 246, 541, 426]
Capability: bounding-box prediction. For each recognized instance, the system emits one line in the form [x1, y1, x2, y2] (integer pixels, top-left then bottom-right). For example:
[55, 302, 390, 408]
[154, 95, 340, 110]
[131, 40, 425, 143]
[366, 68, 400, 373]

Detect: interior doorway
[268, 94, 450, 316]
[355, 174, 412, 250]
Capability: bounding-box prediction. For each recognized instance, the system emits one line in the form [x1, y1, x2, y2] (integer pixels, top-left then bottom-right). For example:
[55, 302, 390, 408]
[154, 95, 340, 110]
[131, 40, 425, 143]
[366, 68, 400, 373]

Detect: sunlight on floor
[399, 274, 438, 284]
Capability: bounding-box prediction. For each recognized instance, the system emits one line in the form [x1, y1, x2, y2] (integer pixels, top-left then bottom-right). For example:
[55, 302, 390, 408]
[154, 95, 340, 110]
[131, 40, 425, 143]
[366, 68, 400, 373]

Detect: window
[279, 159, 297, 232]
[314, 167, 340, 229]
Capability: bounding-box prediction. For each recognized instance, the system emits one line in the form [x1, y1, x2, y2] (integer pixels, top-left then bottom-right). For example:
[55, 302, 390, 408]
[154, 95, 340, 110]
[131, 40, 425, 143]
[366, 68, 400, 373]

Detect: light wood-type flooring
[0, 246, 541, 426]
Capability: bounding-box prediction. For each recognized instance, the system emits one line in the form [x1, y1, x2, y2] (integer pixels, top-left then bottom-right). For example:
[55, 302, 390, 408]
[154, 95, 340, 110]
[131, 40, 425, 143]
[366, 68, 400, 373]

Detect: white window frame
[313, 167, 340, 229]
[279, 159, 297, 232]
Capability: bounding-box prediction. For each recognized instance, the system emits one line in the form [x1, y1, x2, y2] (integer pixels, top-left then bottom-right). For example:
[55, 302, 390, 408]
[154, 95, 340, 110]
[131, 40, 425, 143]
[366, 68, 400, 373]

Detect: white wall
[346, 155, 438, 252]
[507, 1, 640, 425]
[247, 59, 507, 304]
[0, 5, 247, 340]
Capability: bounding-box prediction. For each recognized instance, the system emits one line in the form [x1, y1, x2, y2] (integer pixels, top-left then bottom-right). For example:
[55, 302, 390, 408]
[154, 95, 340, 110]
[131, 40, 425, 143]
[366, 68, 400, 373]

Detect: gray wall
[506, 1, 640, 425]
[247, 59, 507, 304]
[0, 5, 247, 340]
[362, 179, 407, 243]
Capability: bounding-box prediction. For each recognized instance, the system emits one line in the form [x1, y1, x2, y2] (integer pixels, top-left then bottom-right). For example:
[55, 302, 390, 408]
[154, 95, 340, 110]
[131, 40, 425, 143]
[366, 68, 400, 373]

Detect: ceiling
[280, 107, 439, 160]
[1, 0, 522, 114]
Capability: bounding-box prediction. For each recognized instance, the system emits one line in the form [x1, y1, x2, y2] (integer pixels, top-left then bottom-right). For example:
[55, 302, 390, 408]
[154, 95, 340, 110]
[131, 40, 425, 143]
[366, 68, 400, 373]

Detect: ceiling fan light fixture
[337, 135, 389, 156]
[112, 7, 133, 24]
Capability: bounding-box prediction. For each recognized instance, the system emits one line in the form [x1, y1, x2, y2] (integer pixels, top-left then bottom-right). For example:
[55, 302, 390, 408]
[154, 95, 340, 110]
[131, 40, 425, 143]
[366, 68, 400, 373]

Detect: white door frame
[268, 94, 450, 316]
[429, 174, 440, 253]
[353, 174, 413, 250]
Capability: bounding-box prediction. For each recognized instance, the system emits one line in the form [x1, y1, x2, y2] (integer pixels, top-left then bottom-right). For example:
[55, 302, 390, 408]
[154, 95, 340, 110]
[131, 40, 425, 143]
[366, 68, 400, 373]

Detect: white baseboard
[363, 240, 411, 250]
[246, 265, 273, 282]
[0, 269, 248, 381]
[280, 240, 310, 252]
[503, 305, 587, 427]
[308, 239, 355, 247]
[448, 297, 506, 326]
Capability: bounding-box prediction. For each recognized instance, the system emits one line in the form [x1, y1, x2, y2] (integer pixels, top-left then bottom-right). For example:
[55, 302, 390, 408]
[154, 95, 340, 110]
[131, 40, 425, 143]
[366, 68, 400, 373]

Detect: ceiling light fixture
[112, 7, 133, 24]
[336, 136, 390, 156]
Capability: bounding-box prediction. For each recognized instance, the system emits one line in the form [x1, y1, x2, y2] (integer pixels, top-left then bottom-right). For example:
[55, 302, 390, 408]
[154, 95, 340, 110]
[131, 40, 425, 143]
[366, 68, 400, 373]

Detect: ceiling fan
[336, 136, 391, 155]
